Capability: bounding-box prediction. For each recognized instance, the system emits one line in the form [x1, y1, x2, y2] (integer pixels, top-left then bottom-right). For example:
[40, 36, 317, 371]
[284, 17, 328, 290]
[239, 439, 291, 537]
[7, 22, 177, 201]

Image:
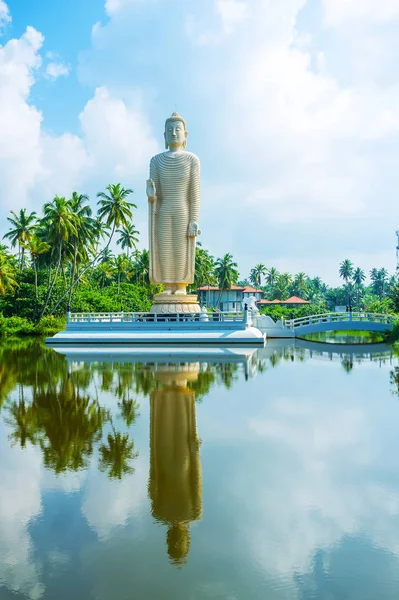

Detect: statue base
[150, 294, 201, 314]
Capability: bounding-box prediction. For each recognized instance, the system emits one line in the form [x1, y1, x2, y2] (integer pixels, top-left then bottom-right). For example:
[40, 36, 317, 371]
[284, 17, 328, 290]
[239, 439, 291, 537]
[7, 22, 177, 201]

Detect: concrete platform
[46, 326, 265, 346]
[45, 310, 266, 347]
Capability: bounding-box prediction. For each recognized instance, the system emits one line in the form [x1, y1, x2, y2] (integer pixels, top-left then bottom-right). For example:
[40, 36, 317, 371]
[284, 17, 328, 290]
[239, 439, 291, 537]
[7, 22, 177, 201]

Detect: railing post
[67, 305, 71, 325]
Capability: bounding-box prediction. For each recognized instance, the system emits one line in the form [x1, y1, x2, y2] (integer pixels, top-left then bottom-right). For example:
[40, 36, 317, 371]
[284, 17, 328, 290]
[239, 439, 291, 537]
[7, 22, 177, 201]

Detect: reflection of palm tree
[341, 357, 354, 373]
[390, 367, 399, 394]
[216, 363, 239, 389]
[99, 429, 138, 480]
[118, 397, 140, 427]
[5, 400, 39, 448]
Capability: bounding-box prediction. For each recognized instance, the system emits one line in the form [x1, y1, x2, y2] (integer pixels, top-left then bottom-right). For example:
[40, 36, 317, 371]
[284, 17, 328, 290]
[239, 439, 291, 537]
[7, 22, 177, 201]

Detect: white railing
[283, 312, 397, 330]
[68, 311, 247, 325]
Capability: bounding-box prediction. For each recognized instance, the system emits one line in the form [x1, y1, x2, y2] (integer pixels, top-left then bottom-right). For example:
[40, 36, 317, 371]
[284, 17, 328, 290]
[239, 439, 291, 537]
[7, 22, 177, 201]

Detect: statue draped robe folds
[148, 151, 200, 286]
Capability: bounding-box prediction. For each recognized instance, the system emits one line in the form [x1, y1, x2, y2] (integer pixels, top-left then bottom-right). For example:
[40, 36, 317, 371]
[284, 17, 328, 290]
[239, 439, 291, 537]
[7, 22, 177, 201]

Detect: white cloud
[72, 0, 399, 280]
[0, 424, 45, 599]
[79, 86, 158, 181]
[0, 27, 44, 212]
[324, 0, 399, 25]
[187, 0, 247, 44]
[105, 0, 139, 16]
[216, 0, 247, 34]
[45, 61, 70, 80]
[81, 458, 148, 540]
[0, 0, 11, 32]
[1, 0, 399, 280]
[0, 23, 158, 224]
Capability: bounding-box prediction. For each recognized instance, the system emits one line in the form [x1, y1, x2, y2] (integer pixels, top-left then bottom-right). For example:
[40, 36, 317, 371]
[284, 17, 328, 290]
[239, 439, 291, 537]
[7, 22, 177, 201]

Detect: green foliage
[363, 297, 394, 314]
[0, 314, 65, 337]
[260, 303, 326, 321]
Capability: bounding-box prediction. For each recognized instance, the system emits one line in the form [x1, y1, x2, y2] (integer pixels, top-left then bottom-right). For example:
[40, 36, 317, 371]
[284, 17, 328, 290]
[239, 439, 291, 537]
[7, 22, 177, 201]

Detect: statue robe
[148, 384, 202, 526]
[148, 151, 200, 285]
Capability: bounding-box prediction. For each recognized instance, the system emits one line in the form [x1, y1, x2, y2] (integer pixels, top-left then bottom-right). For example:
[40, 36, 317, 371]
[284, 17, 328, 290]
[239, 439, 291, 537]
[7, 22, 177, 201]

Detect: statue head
[166, 523, 190, 566]
[164, 112, 187, 150]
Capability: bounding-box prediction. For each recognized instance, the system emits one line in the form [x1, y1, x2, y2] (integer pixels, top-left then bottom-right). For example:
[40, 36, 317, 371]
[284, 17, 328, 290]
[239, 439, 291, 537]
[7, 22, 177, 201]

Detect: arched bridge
[282, 312, 397, 338]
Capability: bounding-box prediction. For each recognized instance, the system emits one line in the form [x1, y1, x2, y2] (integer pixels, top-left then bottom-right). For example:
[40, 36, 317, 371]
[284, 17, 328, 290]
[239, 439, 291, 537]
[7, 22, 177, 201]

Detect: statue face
[165, 120, 187, 149]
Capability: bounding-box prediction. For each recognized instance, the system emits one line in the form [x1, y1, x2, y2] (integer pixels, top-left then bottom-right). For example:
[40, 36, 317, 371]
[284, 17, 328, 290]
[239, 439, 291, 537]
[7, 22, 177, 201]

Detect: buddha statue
[148, 364, 202, 565]
[146, 113, 200, 298]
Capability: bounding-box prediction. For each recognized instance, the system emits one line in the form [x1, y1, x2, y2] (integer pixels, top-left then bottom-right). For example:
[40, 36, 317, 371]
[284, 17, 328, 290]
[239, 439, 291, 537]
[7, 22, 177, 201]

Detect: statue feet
[174, 285, 187, 296]
[160, 287, 173, 296]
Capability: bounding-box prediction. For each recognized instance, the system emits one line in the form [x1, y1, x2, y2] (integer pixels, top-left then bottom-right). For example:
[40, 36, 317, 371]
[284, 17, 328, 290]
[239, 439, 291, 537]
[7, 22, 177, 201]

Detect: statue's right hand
[146, 179, 156, 201]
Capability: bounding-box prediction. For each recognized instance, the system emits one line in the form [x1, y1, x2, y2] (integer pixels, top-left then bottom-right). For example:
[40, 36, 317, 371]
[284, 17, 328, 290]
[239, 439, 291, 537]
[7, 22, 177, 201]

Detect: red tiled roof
[256, 296, 309, 305]
[257, 299, 281, 304]
[242, 286, 262, 293]
[281, 296, 310, 304]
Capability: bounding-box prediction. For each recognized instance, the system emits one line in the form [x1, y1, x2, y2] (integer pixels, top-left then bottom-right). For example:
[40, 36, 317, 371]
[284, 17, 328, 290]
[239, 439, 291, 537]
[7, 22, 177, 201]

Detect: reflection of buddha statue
[148, 364, 202, 565]
[146, 112, 200, 298]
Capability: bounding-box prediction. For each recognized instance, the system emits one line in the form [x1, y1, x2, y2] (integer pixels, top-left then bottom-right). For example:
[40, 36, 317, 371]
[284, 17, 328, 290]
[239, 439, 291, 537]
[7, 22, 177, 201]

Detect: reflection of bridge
[281, 312, 397, 338]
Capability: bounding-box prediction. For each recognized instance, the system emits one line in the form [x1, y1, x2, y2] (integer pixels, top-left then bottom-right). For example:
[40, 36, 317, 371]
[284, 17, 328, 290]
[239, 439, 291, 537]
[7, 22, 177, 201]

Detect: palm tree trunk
[49, 222, 117, 315]
[33, 259, 38, 321]
[68, 241, 78, 307]
[39, 241, 63, 320]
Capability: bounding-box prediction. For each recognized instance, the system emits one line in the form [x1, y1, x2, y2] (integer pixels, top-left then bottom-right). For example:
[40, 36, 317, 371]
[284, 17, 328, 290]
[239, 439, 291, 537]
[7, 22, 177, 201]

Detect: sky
[1, 0, 399, 285]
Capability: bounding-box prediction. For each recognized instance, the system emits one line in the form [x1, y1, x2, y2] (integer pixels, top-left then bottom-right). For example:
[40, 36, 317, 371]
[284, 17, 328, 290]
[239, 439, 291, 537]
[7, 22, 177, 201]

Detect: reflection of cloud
[228, 387, 399, 581]
[81, 456, 148, 540]
[0, 423, 44, 599]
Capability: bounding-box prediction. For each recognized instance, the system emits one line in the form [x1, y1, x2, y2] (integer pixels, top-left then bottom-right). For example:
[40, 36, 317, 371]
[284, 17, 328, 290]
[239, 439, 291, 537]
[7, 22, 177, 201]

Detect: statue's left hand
[188, 222, 201, 237]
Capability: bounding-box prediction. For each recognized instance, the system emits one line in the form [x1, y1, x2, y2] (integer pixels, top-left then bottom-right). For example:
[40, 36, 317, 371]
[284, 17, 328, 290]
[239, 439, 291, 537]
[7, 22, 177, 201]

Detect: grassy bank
[0, 315, 66, 338]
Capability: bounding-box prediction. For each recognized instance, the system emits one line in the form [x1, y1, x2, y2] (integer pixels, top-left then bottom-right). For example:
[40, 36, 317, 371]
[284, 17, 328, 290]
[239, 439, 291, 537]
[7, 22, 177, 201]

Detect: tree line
[1, 184, 399, 323]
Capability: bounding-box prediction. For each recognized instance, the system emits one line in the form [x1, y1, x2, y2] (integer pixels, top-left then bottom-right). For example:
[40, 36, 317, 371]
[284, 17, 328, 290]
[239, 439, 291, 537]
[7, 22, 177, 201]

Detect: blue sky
[1, 0, 399, 284]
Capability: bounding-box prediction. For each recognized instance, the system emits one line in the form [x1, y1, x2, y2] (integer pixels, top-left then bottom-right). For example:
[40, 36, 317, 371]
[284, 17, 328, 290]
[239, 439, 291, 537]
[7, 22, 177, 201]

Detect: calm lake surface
[1, 338, 399, 600]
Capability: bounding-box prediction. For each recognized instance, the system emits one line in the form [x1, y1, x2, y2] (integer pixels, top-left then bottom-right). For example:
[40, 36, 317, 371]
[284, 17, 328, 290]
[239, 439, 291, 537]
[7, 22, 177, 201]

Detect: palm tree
[339, 259, 354, 306]
[113, 254, 131, 294]
[39, 196, 79, 319]
[249, 264, 266, 287]
[133, 249, 150, 286]
[370, 267, 388, 299]
[353, 267, 366, 309]
[265, 267, 279, 295]
[3, 209, 37, 269]
[0, 250, 18, 295]
[67, 192, 98, 306]
[21, 235, 50, 318]
[50, 184, 136, 315]
[292, 272, 308, 296]
[97, 184, 136, 239]
[97, 261, 114, 289]
[194, 246, 216, 302]
[116, 223, 139, 257]
[274, 273, 292, 300]
[215, 253, 239, 308]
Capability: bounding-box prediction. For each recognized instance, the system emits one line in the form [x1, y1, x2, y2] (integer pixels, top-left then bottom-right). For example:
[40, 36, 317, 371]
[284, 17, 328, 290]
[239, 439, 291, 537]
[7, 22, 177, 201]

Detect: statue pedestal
[150, 294, 201, 314]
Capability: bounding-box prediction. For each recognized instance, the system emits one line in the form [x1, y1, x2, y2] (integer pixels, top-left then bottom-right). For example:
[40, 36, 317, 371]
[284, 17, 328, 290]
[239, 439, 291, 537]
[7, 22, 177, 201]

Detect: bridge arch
[283, 312, 396, 338]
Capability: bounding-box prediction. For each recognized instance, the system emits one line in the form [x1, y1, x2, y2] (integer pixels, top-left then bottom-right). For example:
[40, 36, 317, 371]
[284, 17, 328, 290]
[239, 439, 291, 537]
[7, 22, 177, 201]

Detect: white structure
[197, 285, 264, 312]
[46, 310, 266, 346]
[147, 112, 201, 313]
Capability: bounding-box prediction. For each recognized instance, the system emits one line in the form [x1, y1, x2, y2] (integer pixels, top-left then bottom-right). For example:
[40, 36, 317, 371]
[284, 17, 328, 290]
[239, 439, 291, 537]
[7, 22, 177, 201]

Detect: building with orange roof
[257, 295, 310, 308]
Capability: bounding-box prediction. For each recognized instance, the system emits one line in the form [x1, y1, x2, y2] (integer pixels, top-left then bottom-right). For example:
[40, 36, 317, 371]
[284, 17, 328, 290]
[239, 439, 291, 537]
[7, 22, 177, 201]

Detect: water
[1, 338, 399, 599]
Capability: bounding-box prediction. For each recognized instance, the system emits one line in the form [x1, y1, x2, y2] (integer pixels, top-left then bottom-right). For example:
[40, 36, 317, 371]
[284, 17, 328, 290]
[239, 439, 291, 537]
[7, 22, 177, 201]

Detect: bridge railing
[68, 310, 247, 325]
[283, 312, 397, 330]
